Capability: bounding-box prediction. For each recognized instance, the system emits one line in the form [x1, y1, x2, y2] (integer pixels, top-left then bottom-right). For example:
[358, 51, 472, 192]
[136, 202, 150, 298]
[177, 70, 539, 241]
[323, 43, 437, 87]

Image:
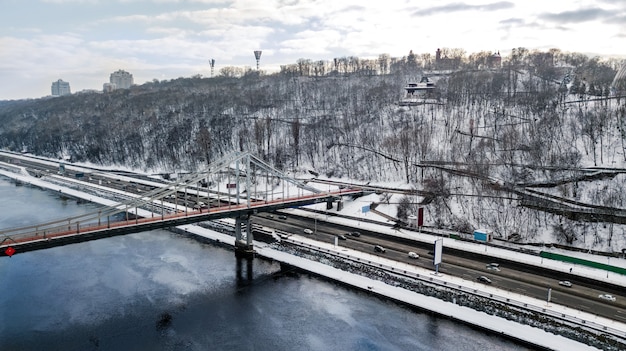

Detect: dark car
[374, 245, 386, 253]
[477, 276, 492, 284]
[278, 215, 287, 220]
[348, 231, 361, 237]
[337, 234, 347, 240]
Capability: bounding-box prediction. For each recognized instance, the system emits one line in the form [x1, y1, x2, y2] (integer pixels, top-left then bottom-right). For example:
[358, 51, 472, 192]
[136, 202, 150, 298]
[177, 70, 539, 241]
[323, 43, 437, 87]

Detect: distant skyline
[1, 0, 625, 100]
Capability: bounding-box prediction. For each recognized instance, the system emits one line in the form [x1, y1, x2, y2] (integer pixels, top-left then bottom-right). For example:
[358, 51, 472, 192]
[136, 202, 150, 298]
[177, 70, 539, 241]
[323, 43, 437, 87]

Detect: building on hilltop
[399, 76, 439, 106]
[487, 52, 501, 69]
[435, 48, 461, 70]
[103, 83, 116, 93]
[109, 69, 134, 89]
[51, 79, 71, 96]
[404, 76, 436, 96]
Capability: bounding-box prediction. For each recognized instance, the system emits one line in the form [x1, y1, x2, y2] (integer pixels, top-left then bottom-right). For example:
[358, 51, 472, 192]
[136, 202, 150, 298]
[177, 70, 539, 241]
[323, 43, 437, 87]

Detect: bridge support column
[236, 254, 254, 287]
[234, 215, 254, 256]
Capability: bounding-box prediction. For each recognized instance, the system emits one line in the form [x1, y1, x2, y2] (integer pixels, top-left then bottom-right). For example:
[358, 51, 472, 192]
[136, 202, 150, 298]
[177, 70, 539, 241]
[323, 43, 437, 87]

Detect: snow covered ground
[1, 162, 625, 350]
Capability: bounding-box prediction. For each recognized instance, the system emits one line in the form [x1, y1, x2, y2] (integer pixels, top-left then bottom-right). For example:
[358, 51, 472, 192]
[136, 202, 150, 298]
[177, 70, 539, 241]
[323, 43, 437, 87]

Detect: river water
[0, 177, 534, 351]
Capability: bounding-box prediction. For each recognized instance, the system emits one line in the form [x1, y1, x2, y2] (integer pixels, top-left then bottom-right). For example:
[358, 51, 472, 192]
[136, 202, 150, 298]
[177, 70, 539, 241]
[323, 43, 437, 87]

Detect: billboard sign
[417, 207, 424, 227]
[433, 238, 443, 266]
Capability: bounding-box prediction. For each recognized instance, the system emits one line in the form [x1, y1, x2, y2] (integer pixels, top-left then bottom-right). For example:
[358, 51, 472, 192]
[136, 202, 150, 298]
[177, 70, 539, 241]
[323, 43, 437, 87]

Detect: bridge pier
[235, 254, 254, 286]
[234, 215, 254, 256]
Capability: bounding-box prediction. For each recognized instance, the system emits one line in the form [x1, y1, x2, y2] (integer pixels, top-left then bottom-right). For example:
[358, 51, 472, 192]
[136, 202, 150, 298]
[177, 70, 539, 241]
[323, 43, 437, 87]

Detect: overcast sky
[1, 0, 625, 100]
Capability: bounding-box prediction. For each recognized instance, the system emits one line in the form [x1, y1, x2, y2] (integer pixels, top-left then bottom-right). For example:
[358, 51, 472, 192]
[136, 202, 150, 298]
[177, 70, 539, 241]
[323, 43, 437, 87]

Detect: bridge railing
[0, 189, 362, 248]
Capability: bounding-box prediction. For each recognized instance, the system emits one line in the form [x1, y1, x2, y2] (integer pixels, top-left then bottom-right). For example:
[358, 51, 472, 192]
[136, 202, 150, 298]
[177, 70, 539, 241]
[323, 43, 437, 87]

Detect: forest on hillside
[1, 48, 626, 252]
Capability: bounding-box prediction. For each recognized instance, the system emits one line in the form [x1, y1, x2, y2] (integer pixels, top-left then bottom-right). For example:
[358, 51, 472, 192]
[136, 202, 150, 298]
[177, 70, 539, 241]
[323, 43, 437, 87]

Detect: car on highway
[477, 276, 492, 284]
[348, 231, 361, 237]
[558, 280, 572, 287]
[303, 229, 313, 234]
[598, 294, 616, 302]
[278, 215, 287, 220]
[374, 245, 386, 253]
[408, 252, 419, 259]
[336, 234, 347, 240]
[486, 266, 500, 272]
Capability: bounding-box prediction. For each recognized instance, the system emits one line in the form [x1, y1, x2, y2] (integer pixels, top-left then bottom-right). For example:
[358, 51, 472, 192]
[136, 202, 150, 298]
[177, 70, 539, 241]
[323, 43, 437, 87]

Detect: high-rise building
[51, 79, 71, 96]
[109, 69, 134, 89]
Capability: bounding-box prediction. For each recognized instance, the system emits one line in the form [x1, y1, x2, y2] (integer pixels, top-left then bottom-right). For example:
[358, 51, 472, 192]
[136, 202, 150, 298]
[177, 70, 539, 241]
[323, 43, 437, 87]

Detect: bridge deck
[1, 189, 362, 256]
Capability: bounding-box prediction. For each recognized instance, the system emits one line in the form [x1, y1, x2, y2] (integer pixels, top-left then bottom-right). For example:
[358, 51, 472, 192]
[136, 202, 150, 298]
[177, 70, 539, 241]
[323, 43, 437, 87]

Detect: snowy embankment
[0, 165, 622, 351]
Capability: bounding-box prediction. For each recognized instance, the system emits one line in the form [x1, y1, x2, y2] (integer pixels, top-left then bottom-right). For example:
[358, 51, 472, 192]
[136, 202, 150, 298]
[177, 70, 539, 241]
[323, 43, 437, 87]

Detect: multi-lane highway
[251, 212, 626, 323]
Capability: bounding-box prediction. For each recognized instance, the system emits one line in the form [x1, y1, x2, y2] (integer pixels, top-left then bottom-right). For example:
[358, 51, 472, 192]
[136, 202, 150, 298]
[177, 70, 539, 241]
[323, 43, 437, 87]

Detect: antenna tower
[209, 58, 215, 77]
[254, 50, 262, 70]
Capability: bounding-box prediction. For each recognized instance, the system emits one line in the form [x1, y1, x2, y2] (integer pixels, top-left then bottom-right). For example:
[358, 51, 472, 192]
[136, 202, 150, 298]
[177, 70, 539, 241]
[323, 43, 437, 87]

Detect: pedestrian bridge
[0, 152, 363, 256]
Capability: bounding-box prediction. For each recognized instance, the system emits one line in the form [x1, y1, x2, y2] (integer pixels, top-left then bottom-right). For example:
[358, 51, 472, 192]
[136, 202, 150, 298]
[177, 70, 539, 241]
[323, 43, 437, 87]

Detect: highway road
[251, 212, 626, 323]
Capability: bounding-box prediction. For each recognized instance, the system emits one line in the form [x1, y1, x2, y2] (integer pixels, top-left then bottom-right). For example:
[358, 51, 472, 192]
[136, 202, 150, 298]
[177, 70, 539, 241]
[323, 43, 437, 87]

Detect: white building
[109, 69, 133, 89]
[51, 79, 71, 96]
[103, 83, 116, 93]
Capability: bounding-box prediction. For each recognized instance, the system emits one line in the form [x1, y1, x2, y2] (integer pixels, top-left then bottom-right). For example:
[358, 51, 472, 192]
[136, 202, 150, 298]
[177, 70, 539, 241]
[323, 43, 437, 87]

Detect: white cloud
[1, 1, 625, 99]
[279, 29, 342, 55]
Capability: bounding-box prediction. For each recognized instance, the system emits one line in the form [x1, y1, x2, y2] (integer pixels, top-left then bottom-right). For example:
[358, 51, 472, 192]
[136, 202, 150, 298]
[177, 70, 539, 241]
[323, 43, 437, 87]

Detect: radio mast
[253, 50, 262, 70]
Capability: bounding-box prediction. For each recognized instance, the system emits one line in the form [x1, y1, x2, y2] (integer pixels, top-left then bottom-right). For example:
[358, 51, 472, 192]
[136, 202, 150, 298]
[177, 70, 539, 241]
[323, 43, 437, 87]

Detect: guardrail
[0, 162, 23, 174]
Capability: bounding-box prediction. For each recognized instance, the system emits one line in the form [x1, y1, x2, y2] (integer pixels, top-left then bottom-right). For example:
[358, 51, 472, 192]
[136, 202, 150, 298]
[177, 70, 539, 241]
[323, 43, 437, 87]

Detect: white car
[486, 265, 501, 272]
[598, 294, 616, 302]
[558, 280, 572, 287]
[303, 228, 313, 234]
[408, 252, 419, 259]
